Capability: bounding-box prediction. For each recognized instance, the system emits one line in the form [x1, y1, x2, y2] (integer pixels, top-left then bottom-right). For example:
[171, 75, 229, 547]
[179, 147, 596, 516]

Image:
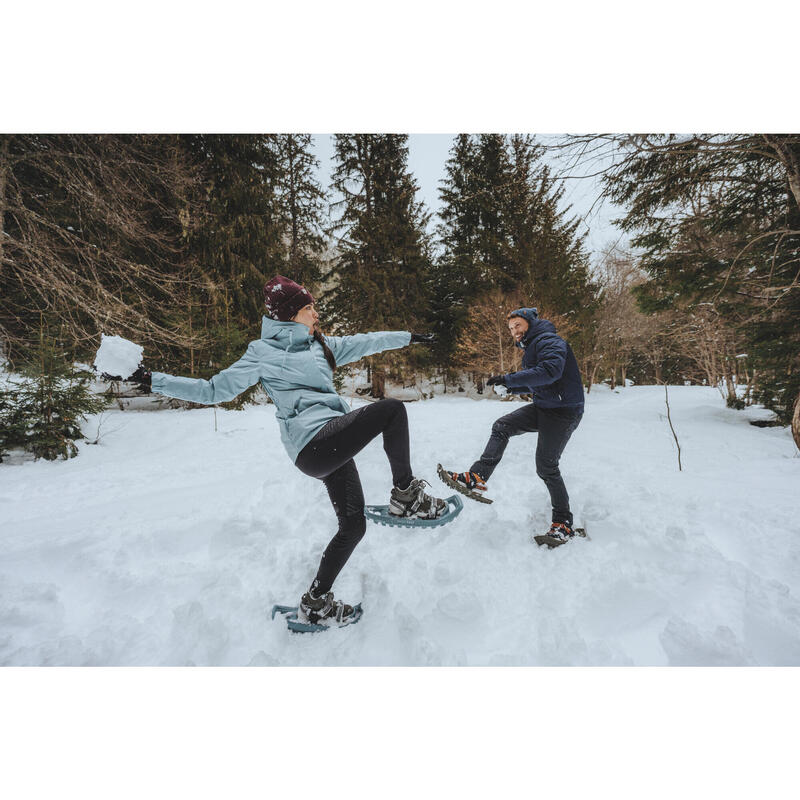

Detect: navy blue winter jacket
[503, 307, 585, 410]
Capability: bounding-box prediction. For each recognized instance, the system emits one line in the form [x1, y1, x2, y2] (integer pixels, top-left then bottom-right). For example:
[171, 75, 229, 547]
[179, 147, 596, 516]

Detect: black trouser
[470, 404, 583, 526]
[294, 399, 413, 595]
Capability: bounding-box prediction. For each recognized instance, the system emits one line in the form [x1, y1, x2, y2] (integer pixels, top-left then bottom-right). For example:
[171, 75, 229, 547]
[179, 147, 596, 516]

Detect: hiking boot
[447, 470, 487, 493]
[299, 590, 355, 625]
[436, 464, 493, 504]
[534, 522, 576, 548]
[389, 477, 447, 519]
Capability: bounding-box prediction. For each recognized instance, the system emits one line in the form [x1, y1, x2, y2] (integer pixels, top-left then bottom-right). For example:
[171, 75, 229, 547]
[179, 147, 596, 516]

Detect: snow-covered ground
[1, 386, 798, 666]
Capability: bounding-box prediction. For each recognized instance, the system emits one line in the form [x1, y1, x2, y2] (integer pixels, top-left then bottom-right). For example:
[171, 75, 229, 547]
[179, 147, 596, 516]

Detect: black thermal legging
[294, 398, 413, 595]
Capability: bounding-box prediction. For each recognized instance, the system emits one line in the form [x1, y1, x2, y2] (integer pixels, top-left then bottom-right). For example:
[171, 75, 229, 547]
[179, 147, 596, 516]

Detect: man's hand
[410, 333, 436, 344]
[492, 383, 509, 397]
[487, 374, 507, 387]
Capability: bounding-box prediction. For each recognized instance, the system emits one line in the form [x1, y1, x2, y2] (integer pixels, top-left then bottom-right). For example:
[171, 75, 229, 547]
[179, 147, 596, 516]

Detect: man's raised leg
[469, 404, 541, 480]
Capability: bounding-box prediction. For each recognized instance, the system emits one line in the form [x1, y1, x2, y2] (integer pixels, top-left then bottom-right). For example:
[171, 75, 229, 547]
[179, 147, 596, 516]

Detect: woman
[139, 275, 445, 627]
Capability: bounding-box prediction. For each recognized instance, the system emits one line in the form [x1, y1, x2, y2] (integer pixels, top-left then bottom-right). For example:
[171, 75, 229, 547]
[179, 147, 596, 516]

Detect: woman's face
[292, 303, 319, 332]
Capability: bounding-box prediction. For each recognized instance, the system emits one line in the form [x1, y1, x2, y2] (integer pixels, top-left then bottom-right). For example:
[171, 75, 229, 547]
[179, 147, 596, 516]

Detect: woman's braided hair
[313, 327, 337, 372]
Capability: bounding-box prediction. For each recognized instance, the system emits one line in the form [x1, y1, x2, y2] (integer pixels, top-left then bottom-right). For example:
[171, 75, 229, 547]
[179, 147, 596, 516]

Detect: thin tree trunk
[745, 368, 756, 405]
[0, 136, 8, 272]
[358, 138, 373, 216]
[371, 368, 385, 399]
[763, 135, 800, 215]
[723, 364, 736, 405]
[189, 293, 194, 376]
[664, 383, 682, 471]
[498, 324, 504, 372]
[588, 362, 600, 392]
[792, 389, 800, 453]
[288, 135, 299, 273]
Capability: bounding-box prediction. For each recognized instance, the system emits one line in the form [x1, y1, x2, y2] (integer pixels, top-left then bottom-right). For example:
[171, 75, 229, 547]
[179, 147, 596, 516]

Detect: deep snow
[1, 385, 798, 666]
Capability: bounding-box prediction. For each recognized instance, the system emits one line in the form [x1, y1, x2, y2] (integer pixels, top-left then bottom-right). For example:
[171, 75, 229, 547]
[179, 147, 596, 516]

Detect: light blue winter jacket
[151, 317, 411, 462]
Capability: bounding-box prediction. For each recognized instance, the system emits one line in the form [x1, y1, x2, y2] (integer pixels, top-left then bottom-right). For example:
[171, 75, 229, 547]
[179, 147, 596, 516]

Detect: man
[440, 307, 584, 546]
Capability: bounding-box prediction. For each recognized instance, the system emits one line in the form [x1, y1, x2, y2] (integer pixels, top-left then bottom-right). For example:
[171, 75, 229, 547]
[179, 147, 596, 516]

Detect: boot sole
[534, 528, 587, 548]
[436, 464, 493, 504]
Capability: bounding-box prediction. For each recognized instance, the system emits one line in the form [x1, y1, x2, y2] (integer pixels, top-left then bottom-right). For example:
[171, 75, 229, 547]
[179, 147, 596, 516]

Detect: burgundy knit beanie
[263, 275, 315, 322]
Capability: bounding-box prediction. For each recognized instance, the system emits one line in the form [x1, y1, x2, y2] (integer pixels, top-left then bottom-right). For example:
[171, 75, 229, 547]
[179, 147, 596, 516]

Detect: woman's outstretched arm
[325, 331, 411, 367]
[151, 343, 262, 404]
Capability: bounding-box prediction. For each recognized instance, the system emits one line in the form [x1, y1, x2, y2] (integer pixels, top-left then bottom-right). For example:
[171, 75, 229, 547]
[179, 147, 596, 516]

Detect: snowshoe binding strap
[389, 478, 447, 520]
[300, 591, 355, 624]
[453, 471, 486, 491]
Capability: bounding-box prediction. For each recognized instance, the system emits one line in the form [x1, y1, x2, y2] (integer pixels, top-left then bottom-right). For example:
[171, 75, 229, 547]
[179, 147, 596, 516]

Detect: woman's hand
[410, 333, 436, 344]
[129, 365, 152, 391]
[100, 364, 152, 392]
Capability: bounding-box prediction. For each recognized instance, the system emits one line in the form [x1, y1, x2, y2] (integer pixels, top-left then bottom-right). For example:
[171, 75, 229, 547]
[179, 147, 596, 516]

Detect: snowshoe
[271, 591, 363, 633]
[534, 522, 588, 549]
[389, 478, 448, 520]
[365, 493, 462, 528]
[436, 464, 493, 504]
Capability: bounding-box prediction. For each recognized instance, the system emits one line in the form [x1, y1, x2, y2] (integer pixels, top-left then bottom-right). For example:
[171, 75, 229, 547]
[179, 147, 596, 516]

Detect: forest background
[1, 133, 798, 436]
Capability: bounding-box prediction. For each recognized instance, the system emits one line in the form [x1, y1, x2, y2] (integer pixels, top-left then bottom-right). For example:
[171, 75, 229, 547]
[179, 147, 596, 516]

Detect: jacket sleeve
[326, 331, 411, 367]
[504, 334, 567, 391]
[150, 342, 263, 404]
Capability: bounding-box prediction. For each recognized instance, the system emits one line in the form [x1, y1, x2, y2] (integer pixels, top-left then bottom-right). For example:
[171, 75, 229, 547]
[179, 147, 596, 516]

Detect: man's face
[507, 316, 529, 343]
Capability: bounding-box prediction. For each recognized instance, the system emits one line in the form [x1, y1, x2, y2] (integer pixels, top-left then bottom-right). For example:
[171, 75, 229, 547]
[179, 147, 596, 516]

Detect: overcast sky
[311, 134, 628, 259]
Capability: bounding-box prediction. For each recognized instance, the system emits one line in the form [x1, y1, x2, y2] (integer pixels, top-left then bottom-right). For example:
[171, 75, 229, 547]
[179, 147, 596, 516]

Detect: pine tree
[274, 134, 328, 288]
[503, 134, 595, 314]
[324, 134, 434, 395]
[591, 134, 800, 421]
[435, 134, 515, 300]
[325, 134, 432, 331]
[0, 383, 28, 462]
[0, 327, 106, 461]
[430, 134, 481, 352]
[434, 134, 595, 366]
[183, 134, 284, 324]
[176, 135, 285, 381]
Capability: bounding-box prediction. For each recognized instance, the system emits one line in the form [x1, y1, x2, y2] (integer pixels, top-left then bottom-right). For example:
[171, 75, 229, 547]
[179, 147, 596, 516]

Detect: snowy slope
[1, 386, 798, 666]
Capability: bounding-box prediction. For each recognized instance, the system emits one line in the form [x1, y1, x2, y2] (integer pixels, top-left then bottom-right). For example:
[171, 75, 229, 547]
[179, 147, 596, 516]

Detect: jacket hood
[510, 306, 539, 326]
[509, 307, 556, 347]
[260, 315, 313, 347]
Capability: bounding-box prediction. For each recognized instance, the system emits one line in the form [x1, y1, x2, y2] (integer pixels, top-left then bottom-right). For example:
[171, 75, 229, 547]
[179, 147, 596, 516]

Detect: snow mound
[94, 334, 143, 379]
